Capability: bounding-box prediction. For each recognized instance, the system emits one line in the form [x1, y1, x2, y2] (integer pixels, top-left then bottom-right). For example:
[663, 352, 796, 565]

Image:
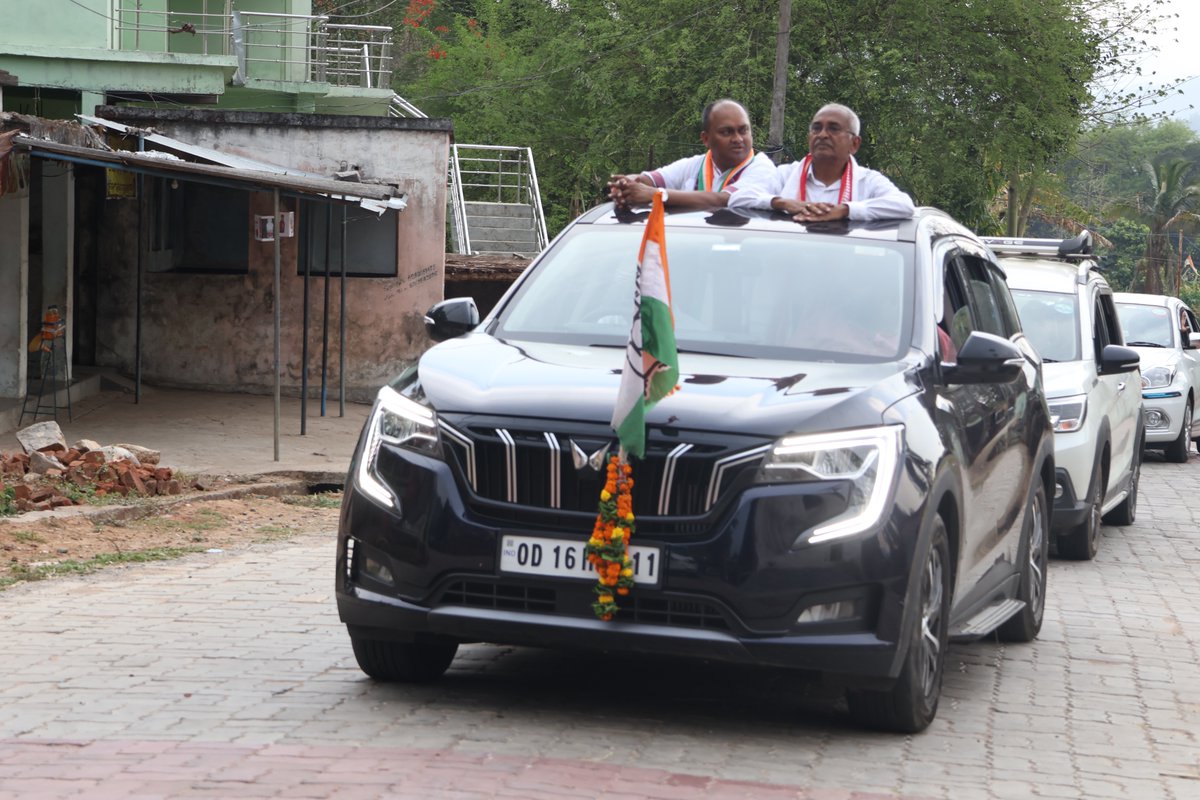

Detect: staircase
[463, 202, 540, 257]
[389, 94, 548, 257]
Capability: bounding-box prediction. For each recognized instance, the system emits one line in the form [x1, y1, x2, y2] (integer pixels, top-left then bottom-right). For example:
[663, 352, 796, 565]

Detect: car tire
[1166, 399, 1192, 464]
[998, 481, 1049, 642]
[349, 632, 458, 682]
[1058, 458, 1104, 561]
[846, 516, 950, 733]
[1104, 428, 1141, 526]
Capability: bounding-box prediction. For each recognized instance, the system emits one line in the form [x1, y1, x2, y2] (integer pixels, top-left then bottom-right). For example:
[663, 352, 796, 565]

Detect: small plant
[0, 485, 15, 516]
[6, 530, 45, 545]
[0, 546, 204, 591]
[283, 491, 343, 509]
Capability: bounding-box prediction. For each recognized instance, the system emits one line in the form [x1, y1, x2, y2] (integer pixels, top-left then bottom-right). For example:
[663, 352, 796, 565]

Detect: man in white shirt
[744, 103, 914, 222]
[607, 99, 776, 211]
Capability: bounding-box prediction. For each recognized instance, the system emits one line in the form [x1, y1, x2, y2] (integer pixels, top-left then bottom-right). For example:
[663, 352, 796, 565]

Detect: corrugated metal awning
[13, 134, 407, 213]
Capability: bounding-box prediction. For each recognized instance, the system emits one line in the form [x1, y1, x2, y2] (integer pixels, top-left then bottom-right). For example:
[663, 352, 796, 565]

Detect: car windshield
[493, 225, 914, 362]
[1011, 289, 1080, 362]
[1116, 302, 1174, 348]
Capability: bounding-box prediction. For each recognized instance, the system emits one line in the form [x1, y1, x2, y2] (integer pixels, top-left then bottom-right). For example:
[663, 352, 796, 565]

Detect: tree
[390, 0, 1171, 235]
[1120, 158, 1200, 294]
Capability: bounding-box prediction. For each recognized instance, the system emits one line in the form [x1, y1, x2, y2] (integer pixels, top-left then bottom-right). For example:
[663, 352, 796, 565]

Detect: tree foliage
[319, 0, 1178, 239]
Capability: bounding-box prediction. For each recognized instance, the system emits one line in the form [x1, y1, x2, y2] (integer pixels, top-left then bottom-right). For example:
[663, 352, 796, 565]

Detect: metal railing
[452, 144, 549, 253]
[112, 7, 393, 88]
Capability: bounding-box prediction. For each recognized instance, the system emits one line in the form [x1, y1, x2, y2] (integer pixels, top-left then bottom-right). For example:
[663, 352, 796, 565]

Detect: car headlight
[1141, 365, 1175, 390]
[1047, 394, 1087, 433]
[356, 385, 441, 508]
[759, 425, 904, 545]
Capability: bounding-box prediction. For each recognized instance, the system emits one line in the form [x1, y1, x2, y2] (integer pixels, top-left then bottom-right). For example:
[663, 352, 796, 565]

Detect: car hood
[413, 335, 921, 438]
[1040, 362, 1097, 400]
[1125, 346, 1177, 371]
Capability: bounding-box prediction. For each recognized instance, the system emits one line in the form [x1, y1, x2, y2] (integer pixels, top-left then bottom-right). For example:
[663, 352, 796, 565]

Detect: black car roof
[574, 202, 941, 244]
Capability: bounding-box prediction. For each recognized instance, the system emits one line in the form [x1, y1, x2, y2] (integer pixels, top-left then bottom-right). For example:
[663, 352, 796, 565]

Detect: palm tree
[1127, 158, 1200, 295]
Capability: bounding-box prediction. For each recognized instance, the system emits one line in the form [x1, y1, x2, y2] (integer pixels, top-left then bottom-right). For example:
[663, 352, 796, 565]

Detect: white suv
[1114, 292, 1200, 462]
[987, 233, 1142, 560]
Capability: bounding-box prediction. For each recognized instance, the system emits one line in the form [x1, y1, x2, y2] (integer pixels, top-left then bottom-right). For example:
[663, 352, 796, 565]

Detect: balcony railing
[111, 7, 393, 88]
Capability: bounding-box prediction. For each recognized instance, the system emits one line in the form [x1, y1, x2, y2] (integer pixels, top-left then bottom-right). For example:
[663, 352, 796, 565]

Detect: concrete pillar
[0, 184, 29, 400]
[80, 92, 105, 116]
[40, 162, 74, 380]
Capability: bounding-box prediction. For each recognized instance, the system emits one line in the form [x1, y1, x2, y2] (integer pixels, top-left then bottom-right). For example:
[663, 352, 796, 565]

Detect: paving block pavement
[0, 459, 1199, 798]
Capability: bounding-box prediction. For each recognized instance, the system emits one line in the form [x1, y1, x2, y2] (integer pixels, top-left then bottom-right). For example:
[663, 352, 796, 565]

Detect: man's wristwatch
[659, 188, 670, 205]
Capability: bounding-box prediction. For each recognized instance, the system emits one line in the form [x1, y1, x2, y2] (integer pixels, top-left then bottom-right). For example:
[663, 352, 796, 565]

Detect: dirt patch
[0, 486, 342, 590]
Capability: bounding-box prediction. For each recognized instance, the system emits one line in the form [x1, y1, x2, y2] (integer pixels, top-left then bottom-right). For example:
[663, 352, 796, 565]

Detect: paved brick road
[1, 458, 1198, 799]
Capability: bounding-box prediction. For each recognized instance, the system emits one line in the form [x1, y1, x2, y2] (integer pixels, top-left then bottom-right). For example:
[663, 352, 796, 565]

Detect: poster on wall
[106, 167, 135, 199]
[104, 132, 136, 199]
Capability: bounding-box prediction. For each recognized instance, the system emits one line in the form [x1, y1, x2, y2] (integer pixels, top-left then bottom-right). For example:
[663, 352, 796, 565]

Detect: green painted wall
[0, 0, 111, 48]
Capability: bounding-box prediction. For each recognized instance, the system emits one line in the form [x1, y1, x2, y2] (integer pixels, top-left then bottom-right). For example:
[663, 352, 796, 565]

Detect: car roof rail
[981, 230, 1094, 259]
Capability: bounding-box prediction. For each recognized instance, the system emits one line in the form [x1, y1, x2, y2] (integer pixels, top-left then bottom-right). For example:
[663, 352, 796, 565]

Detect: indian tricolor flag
[612, 191, 679, 459]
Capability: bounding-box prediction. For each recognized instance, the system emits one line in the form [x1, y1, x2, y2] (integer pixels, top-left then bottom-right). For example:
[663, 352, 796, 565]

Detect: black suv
[336, 205, 1055, 732]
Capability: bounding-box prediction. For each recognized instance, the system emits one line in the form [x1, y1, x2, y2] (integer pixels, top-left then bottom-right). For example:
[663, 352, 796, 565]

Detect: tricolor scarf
[796, 155, 853, 204]
[694, 150, 755, 192]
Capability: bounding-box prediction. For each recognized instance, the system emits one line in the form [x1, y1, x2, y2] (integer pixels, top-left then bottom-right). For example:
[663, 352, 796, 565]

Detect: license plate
[499, 535, 662, 586]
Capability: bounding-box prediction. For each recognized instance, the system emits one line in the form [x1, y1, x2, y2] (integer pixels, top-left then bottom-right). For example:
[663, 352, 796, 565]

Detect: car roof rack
[981, 230, 1094, 259]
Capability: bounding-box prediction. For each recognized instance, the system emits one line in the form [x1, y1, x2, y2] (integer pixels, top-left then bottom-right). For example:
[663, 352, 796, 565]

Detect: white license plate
[499, 535, 662, 586]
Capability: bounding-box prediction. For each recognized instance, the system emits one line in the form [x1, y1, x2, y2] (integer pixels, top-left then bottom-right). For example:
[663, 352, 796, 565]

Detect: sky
[1124, 0, 1200, 129]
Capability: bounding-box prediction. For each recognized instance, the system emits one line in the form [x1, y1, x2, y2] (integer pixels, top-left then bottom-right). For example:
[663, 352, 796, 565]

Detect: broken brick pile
[1, 447, 182, 514]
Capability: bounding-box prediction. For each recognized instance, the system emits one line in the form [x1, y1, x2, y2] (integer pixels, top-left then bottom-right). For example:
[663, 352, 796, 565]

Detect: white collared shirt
[741, 156, 915, 220]
[642, 152, 777, 204]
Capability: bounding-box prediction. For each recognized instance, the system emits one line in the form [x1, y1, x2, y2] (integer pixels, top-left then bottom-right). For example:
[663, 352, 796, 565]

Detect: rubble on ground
[1, 421, 185, 514]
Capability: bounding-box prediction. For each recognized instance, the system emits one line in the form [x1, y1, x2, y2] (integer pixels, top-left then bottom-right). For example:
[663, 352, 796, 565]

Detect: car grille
[439, 580, 731, 631]
[437, 418, 770, 519]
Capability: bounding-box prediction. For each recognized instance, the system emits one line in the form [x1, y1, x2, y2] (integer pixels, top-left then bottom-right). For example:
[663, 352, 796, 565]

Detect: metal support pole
[135, 135, 144, 403]
[273, 189, 281, 462]
[339, 204, 346, 417]
[301, 201, 310, 435]
[321, 203, 331, 416]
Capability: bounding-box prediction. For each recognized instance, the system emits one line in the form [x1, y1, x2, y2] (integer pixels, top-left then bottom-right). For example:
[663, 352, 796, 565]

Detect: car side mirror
[1187, 332, 1200, 350]
[424, 297, 480, 342]
[1099, 344, 1139, 376]
[943, 331, 1025, 384]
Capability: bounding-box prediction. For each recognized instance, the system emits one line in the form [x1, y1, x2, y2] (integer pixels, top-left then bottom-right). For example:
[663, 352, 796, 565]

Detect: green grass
[0, 546, 204, 590]
[282, 492, 343, 509]
[4, 530, 46, 544]
[153, 509, 227, 532]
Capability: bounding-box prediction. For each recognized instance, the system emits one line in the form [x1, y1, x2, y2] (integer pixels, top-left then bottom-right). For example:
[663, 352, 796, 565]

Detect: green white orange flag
[611, 191, 679, 459]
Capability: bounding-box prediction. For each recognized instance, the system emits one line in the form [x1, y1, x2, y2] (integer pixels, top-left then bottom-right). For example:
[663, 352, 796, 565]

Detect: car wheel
[349, 631, 458, 682]
[1166, 399, 1192, 463]
[998, 482, 1049, 642]
[1058, 458, 1104, 561]
[846, 516, 950, 733]
[1104, 429, 1141, 526]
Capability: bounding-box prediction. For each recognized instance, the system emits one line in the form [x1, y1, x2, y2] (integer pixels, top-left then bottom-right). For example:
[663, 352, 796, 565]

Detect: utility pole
[767, 0, 792, 164]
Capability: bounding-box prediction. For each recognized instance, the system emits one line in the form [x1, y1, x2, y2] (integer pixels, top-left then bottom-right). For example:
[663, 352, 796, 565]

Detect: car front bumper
[335, 445, 929, 682]
[1140, 391, 1187, 444]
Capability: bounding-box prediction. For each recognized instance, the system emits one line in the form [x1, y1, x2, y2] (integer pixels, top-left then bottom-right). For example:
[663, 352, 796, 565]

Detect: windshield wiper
[1125, 340, 1166, 348]
[1040, 357, 1060, 363]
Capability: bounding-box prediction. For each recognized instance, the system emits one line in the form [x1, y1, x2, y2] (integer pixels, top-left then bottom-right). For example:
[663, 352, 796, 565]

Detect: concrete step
[0, 371, 104, 436]
[465, 215, 538, 233]
[464, 201, 534, 219]
[465, 227, 537, 244]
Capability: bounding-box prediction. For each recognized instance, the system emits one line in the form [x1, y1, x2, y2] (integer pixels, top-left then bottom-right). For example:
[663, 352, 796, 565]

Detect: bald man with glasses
[745, 103, 915, 223]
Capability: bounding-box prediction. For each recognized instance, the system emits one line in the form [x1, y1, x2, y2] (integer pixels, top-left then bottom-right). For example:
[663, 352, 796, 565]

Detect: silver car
[1114, 292, 1200, 462]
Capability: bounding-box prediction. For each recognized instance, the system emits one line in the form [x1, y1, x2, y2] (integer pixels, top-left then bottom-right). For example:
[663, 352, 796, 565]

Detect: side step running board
[951, 599, 1026, 639]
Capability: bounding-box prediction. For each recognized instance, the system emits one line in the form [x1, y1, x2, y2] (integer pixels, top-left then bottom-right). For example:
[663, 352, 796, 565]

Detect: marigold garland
[585, 454, 636, 620]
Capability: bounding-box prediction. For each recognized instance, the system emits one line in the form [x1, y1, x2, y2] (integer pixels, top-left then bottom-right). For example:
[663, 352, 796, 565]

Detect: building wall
[0, 182, 29, 400]
[88, 109, 451, 401]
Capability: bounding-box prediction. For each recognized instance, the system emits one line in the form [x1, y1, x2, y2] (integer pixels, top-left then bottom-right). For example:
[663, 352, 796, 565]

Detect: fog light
[797, 600, 858, 624]
[1145, 409, 1168, 429]
[363, 555, 395, 586]
[1054, 481, 1064, 500]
